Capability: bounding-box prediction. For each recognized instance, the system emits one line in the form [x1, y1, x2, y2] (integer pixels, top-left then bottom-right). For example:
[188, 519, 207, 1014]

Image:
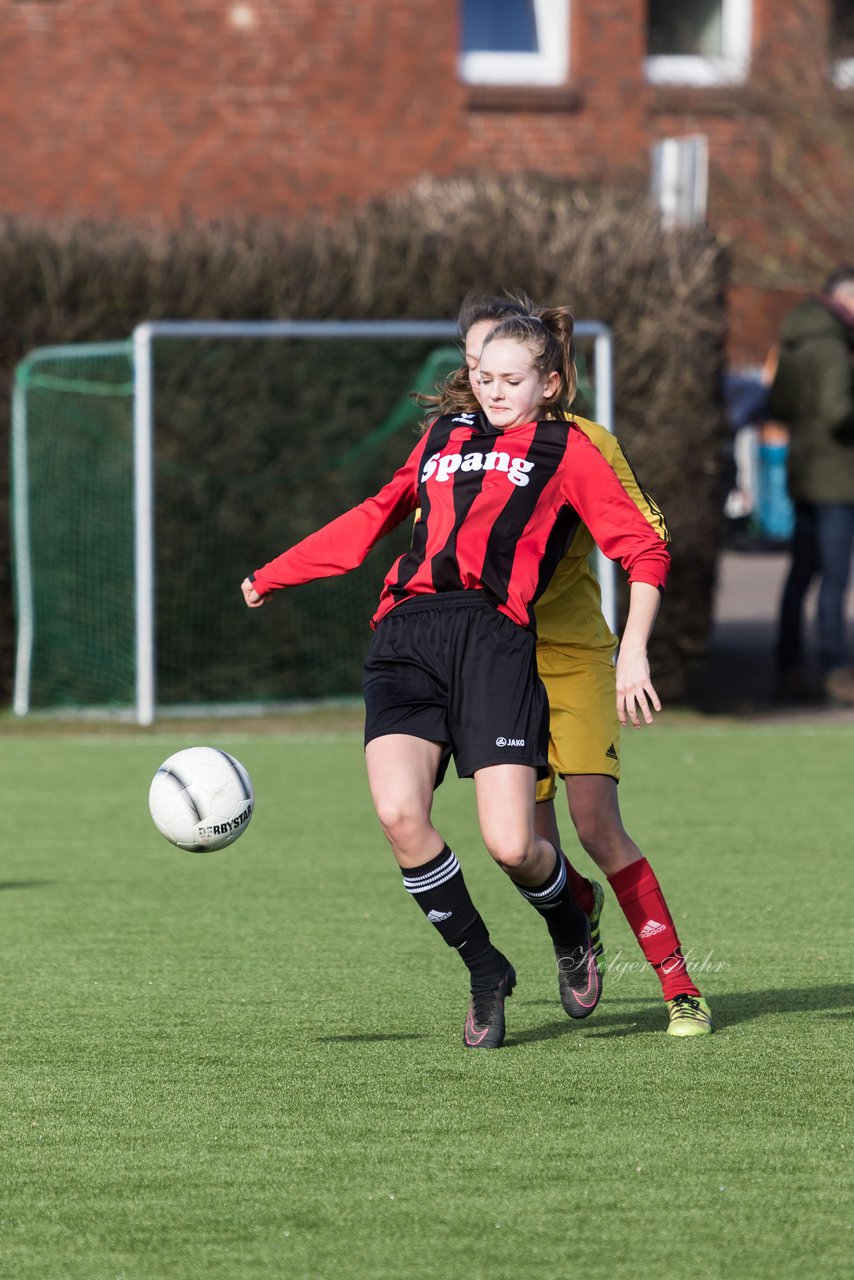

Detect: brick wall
[0, 1, 464, 218]
[0, 0, 844, 360]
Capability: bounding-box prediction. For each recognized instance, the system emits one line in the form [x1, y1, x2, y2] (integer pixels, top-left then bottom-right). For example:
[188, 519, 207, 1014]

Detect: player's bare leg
[365, 734, 511, 1046]
[476, 764, 601, 1019]
[365, 733, 445, 867]
[534, 793, 573, 865]
[536, 775, 710, 1033]
[563, 775, 642, 874]
[474, 763, 554, 884]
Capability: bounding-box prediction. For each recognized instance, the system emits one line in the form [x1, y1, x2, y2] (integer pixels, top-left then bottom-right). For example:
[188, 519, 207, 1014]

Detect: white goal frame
[14, 319, 614, 724]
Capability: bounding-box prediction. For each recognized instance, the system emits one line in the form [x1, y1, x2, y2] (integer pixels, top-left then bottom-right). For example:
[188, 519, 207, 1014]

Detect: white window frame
[645, 0, 753, 86]
[459, 0, 569, 86]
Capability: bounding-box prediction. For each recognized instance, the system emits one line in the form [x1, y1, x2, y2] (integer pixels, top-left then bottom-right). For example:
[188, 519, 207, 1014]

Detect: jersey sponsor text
[421, 449, 535, 487]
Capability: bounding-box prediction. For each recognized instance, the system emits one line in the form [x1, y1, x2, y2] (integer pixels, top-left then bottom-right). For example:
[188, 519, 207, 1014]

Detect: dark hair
[823, 265, 854, 294]
[480, 309, 577, 414]
[456, 290, 536, 339]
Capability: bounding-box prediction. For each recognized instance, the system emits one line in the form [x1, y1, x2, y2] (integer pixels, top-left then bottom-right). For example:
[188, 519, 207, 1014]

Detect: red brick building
[1, 1, 851, 361]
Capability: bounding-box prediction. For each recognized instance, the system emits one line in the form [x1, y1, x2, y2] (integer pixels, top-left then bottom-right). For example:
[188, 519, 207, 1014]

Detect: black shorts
[362, 592, 549, 781]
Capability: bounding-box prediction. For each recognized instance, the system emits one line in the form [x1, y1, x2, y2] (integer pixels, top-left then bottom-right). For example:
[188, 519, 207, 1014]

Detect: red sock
[607, 858, 699, 999]
[561, 853, 594, 917]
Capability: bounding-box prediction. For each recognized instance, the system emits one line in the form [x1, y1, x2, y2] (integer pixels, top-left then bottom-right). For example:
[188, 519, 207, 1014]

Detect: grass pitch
[1, 714, 851, 1279]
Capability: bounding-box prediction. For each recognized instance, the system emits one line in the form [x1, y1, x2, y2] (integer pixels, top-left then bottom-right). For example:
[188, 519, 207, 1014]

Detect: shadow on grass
[545, 982, 854, 1039]
[314, 985, 854, 1048]
[0, 880, 54, 891]
[317, 1033, 426, 1043]
[507, 1020, 576, 1047]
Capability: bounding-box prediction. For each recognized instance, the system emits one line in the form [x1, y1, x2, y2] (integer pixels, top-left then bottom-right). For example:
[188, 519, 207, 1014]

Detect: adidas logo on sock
[639, 919, 667, 939]
[427, 909, 453, 923]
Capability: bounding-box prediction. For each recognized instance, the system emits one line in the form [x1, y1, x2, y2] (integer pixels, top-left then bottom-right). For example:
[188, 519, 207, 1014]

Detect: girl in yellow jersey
[447, 293, 712, 1037]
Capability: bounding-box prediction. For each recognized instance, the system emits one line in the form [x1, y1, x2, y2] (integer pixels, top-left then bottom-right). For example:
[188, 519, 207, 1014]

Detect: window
[832, 0, 854, 87]
[646, 0, 752, 85]
[460, 0, 569, 86]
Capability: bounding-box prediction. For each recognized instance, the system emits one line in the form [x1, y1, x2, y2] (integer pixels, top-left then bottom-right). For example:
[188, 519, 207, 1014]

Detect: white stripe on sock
[516, 856, 566, 904]
[402, 852, 460, 894]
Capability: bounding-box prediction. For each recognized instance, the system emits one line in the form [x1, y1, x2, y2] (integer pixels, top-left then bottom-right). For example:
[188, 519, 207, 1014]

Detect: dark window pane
[462, 0, 538, 54]
[832, 0, 854, 58]
[648, 0, 724, 57]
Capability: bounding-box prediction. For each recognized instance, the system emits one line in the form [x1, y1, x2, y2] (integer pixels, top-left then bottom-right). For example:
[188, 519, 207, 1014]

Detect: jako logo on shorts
[421, 450, 535, 487]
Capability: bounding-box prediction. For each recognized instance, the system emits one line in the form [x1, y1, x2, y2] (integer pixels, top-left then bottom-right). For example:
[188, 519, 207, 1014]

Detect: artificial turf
[1, 716, 851, 1279]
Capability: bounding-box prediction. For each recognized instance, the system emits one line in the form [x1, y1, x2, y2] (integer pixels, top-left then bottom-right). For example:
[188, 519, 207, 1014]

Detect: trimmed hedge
[0, 176, 728, 704]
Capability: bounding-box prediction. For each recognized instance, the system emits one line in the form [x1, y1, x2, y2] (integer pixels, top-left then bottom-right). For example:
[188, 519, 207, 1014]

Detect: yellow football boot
[666, 993, 712, 1037]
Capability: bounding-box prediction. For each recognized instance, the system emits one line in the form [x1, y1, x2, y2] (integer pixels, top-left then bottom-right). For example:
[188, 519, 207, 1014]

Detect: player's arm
[615, 582, 661, 728]
[560, 431, 669, 723]
[570, 415, 669, 539]
[242, 437, 427, 605]
[560, 430, 671, 592]
[606, 438, 670, 540]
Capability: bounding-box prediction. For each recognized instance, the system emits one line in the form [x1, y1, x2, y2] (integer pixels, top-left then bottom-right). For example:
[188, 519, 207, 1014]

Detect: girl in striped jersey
[455, 293, 711, 1038]
[242, 311, 670, 1049]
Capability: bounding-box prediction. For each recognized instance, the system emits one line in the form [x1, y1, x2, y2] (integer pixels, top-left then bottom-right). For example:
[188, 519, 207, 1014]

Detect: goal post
[12, 319, 614, 724]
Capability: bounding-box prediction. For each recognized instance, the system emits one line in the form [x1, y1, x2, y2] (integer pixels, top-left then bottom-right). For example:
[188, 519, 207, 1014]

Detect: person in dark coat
[769, 266, 854, 702]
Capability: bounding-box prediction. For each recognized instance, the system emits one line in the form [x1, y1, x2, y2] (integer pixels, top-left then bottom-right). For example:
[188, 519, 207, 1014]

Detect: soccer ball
[148, 747, 254, 852]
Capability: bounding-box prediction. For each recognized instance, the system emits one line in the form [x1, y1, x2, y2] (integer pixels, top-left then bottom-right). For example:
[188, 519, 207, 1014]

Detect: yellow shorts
[535, 645, 621, 803]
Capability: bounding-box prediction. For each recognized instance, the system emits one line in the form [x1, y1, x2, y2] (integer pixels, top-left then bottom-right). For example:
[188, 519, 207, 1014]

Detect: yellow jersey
[534, 415, 670, 655]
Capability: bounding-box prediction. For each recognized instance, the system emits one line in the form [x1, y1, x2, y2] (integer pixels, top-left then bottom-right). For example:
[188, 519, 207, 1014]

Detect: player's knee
[571, 808, 641, 871]
[373, 799, 428, 850]
[484, 837, 530, 874]
[571, 812, 600, 854]
[571, 809, 619, 859]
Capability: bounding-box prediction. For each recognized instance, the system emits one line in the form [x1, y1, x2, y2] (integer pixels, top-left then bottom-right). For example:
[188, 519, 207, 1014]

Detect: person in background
[769, 265, 854, 703]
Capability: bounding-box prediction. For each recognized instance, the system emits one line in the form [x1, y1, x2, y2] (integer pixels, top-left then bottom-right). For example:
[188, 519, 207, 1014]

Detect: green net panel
[12, 345, 137, 711]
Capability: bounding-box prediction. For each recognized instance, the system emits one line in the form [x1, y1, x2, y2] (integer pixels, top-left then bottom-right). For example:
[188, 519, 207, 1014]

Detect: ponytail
[538, 306, 577, 408]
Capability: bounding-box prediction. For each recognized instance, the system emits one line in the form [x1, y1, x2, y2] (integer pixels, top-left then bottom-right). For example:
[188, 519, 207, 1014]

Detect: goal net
[11, 321, 611, 722]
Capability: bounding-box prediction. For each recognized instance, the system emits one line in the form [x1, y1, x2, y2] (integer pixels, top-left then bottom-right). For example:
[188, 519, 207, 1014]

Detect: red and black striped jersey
[251, 412, 670, 629]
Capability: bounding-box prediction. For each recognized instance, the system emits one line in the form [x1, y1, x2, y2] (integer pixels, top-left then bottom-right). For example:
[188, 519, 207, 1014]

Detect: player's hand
[616, 648, 661, 728]
[241, 577, 266, 608]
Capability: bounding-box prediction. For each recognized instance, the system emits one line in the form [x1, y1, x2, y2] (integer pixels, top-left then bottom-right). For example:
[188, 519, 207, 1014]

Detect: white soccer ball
[148, 747, 254, 852]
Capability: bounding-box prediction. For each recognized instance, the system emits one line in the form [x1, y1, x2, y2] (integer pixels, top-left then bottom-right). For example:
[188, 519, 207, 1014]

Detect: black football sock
[402, 845, 505, 987]
[512, 852, 588, 950]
